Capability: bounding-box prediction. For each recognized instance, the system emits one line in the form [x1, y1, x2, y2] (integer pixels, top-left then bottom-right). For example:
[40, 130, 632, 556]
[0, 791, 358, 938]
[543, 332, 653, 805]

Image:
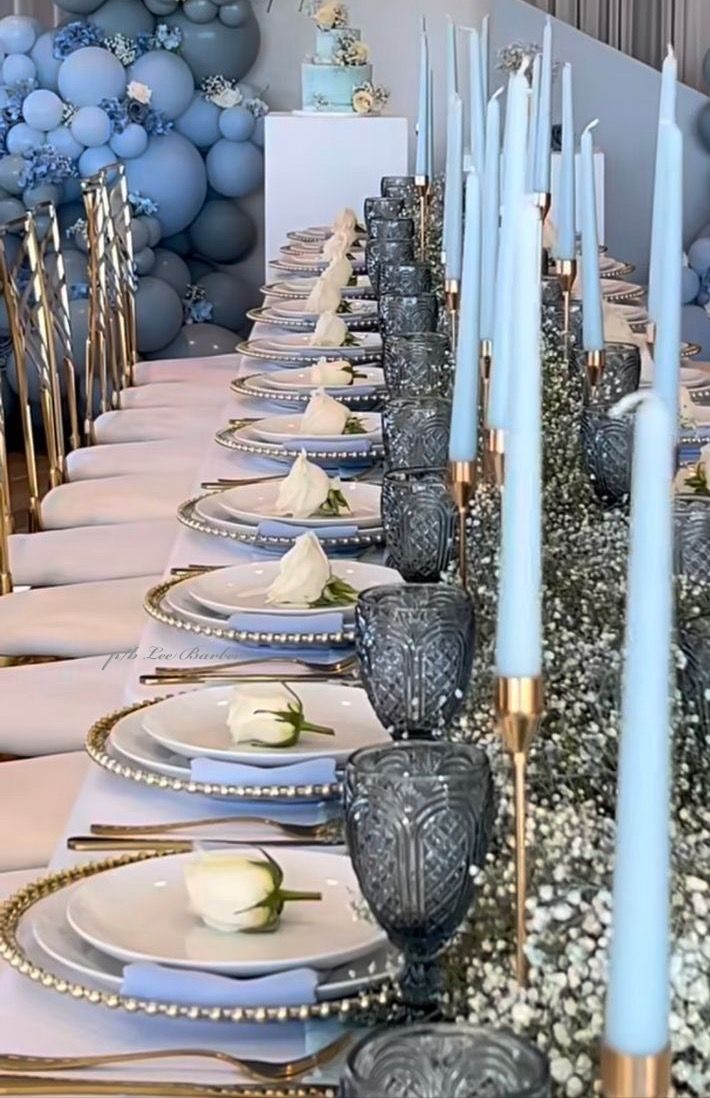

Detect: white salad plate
[186, 558, 399, 617]
[215, 479, 382, 529]
[262, 277, 373, 300]
[163, 582, 234, 629]
[251, 411, 381, 445]
[257, 365, 384, 391]
[66, 850, 386, 976]
[270, 299, 377, 320]
[260, 332, 381, 356]
[141, 682, 388, 766]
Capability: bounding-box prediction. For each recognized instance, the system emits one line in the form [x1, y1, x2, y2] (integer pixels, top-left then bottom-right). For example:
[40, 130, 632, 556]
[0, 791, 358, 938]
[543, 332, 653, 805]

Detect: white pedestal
[550, 150, 606, 245]
[264, 112, 409, 270]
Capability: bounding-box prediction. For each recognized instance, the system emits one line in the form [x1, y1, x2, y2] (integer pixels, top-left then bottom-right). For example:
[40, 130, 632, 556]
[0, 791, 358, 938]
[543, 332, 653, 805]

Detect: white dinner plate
[258, 365, 384, 392]
[30, 886, 394, 1002]
[164, 582, 233, 629]
[251, 412, 381, 445]
[142, 682, 388, 766]
[270, 299, 377, 320]
[66, 850, 386, 976]
[111, 708, 193, 778]
[216, 480, 382, 529]
[259, 333, 381, 357]
[264, 276, 373, 299]
[186, 558, 399, 617]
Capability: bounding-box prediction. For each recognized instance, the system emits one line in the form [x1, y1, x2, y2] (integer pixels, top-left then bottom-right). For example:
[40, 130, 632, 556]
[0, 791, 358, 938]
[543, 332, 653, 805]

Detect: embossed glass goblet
[574, 342, 641, 406]
[368, 217, 415, 243]
[382, 467, 457, 581]
[340, 1024, 551, 1097]
[355, 583, 475, 738]
[379, 261, 432, 297]
[382, 396, 451, 470]
[580, 402, 634, 506]
[366, 240, 415, 296]
[378, 292, 438, 343]
[678, 611, 710, 737]
[674, 498, 710, 583]
[541, 275, 563, 309]
[344, 745, 494, 1006]
[384, 332, 451, 397]
[381, 175, 417, 199]
[364, 196, 403, 231]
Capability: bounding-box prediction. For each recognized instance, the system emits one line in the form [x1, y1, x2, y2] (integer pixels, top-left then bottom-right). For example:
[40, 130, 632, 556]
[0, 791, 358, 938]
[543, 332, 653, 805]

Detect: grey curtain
[526, 0, 709, 91]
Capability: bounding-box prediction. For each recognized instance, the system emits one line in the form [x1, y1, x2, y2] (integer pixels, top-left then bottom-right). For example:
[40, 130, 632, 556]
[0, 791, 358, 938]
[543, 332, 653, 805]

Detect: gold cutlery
[0, 1035, 350, 1086]
[138, 673, 358, 687]
[169, 565, 219, 578]
[139, 655, 358, 686]
[67, 836, 338, 852]
[90, 817, 341, 840]
[0, 1076, 336, 1097]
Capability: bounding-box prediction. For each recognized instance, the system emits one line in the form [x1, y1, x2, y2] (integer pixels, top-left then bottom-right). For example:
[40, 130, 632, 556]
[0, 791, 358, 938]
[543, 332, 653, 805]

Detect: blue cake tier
[314, 27, 362, 63]
[301, 62, 372, 112]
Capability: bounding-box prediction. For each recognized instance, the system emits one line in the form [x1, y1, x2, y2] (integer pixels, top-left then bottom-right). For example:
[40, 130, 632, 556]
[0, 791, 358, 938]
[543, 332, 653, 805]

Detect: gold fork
[139, 655, 358, 686]
[89, 817, 341, 840]
[0, 1034, 351, 1084]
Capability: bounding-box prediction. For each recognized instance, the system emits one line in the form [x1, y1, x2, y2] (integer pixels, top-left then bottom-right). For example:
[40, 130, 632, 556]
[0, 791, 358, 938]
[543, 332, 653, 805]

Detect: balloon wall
[0, 3, 265, 379]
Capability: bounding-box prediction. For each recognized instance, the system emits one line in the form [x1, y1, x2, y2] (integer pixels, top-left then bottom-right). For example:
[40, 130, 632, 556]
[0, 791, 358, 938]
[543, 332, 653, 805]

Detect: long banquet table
[0, 321, 357, 1085]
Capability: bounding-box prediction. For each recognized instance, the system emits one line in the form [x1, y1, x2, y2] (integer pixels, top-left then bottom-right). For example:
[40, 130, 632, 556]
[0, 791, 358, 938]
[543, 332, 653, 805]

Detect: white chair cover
[133, 354, 241, 386]
[65, 438, 207, 481]
[0, 752, 87, 870]
[119, 383, 230, 410]
[40, 473, 194, 529]
[9, 520, 177, 586]
[93, 406, 215, 444]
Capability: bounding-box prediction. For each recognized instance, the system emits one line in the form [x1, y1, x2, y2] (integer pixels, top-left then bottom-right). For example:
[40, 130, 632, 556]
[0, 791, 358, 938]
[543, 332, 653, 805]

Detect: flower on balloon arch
[352, 81, 389, 116]
[199, 75, 269, 117]
[21, 146, 77, 189]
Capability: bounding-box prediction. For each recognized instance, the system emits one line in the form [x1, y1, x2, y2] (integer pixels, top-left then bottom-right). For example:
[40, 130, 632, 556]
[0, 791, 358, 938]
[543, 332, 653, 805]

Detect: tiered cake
[302, 3, 373, 113]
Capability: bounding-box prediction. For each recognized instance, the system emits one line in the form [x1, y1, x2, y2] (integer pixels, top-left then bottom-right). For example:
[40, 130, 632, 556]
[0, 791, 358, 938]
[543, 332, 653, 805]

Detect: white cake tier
[301, 62, 372, 112]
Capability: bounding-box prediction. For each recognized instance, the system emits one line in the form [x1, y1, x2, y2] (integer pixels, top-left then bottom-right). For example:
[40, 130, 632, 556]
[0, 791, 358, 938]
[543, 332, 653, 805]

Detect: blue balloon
[697, 290, 710, 307]
[62, 177, 83, 203]
[150, 247, 190, 296]
[57, 202, 86, 234]
[183, 0, 218, 21]
[0, 197, 25, 223]
[141, 215, 162, 247]
[688, 238, 710, 277]
[78, 144, 115, 177]
[197, 269, 251, 332]
[174, 92, 221, 149]
[252, 115, 265, 148]
[219, 1, 252, 26]
[218, 104, 255, 142]
[46, 124, 84, 160]
[144, 0, 178, 13]
[162, 230, 191, 255]
[30, 31, 61, 91]
[55, 246, 88, 286]
[6, 123, 44, 156]
[109, 122, 148, 159]
[682, 266, 701, 305]
[0, 155, 27, 195]
[58, 46, 126, 108]
[187, 258, 213, 280]
[188, 198, 255, 262]
[697, 101, 710, 153]
[22, 89, 63, 131]
[0, 15, 36, 53]
[163, 9, 259, 83]
[206, 138, 263, 198]
[128, 51, 194, 120]
[23, 183, 62, 208]
[129, 217, 150, 252]
[3, 53, 36, 85]
[134, 275, 183, 352]
[71, 105, 112, 147]
[682, 304, 710, 357]
[155, 321, 238, 359]
[87, 0, 155, 37]
[134, 246, 155, 274]
[124, 131, 207, 236]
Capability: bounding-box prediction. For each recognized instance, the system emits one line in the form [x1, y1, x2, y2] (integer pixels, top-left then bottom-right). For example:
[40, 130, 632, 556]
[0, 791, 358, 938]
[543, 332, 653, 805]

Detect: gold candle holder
[600, 1045, 671, 1098]
[586, 348, 607, 392]
[447, 460, 477, 589]
[557, 257, 577, 359]
[535, 192, 552, 277]
[483, 426, 505, 487]
[495, 674, 544, 985]
[479, 339, 493, 425]
[445, 278, 460, 352]
[415, 174, 429, 256]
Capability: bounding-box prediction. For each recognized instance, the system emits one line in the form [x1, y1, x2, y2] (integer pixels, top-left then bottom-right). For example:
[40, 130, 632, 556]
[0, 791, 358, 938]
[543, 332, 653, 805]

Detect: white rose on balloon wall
[304, 276, 342, 315]
[227, 683, 334, 747]
[213, 87, 243, 109]
[308, 312, 348, 347]
[126, 81, 152, 104]
[324, 255, 354, 289]
[184, 851, 321, 934]
[275, 449, 332, 517]
[266, 530, 333, 607]
[300, 387, 350, 434]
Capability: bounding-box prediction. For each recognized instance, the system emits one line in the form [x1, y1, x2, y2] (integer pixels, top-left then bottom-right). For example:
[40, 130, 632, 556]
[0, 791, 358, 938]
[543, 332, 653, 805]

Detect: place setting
[238, 315, 382, 365]
[230, 361, 386, 412]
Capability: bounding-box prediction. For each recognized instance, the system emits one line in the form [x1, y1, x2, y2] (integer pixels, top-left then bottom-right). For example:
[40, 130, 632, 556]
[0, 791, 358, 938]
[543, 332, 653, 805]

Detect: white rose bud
[322, 228, 354, 261]
[266, 530, 332, 607]
[185, 850, 321, 934]
[304, 276, 342, 315]
[310, 357, 355, 386]
[308, 312, 349, 348]
[324, 255, 354, 289]
[333, 207, 358, 234]
[227, 683, 334, 747]
[275, 449, 332, 518]
[300, 387, 350, 435]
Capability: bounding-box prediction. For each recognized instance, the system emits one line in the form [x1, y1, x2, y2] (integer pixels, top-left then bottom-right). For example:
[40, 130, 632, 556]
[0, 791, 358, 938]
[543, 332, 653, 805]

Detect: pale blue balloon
[688, 238, 710, 276]
[218, 104, 254, 142]
[22, 88, 63, 131]
[154, 321, 238, 359]
[0, 155, 27, 195]
[124, 131, 207, 236]
[162, 230, 191, 255]
[150, 247, 190, 296]
[56, 246, 88, 285]
[71, 105, 112, 148]
[62, 177, 83, 203]
[0, 197, 25, 223]
[46, 124, 84, 160]
[7, 123, 44, 156]
[30, 31, 61, 91]
[0, 15, 36, 54]
[197, 269, 251, 332]
[23, 183, 62, 208]
[109, 122, 148, 159]
[57, 201, 85, 234]
[682, 266, 700, 305]
[78, 144, 115, 177]
[141, 214, 162, 247]
[163, 9, 259, 82]
[206, 138, 263, 198]
[134, 275, 183, 352]
[183, 0, 218, 22]
[187, 257, 213, 280]
[134, 246, 155, 274]
[174, 91, 221, 149]
[188, 198, 255, 262]
[57, 0, 104, 12]
[87, 0, 154, 37]
[698, 290, 710, 307]
[2, 53, 36, 86]
[58, 46, 126, 108]
[144, 0, 178, 13]
[128, 217, 149, 253]
[682, 304, 710, 357]
[219, 1, 252, 27]
[128, 51, 194, 120]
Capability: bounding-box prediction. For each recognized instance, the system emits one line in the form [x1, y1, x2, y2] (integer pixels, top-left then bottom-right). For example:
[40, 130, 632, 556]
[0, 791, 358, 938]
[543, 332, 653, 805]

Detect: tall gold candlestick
[600, 1045, 671, 1098]
[495, 674, 544, 985]
[557, 257, 577, 360]
[415, 175, 429, 256]
[483, 427, 505, 487]
[447, 460, 477, 589]
[445, 278, 460, 352]
[586, 347, 607, 393]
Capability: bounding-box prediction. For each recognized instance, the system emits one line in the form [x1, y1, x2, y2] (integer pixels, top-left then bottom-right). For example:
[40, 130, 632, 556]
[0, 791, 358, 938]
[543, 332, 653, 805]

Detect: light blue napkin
[297, 437, 372, 455]
[226, 611, 346, 635]
[121, 962, 320, 1008]
[257, 521, 360, 540]
[190, 756, 338, 787]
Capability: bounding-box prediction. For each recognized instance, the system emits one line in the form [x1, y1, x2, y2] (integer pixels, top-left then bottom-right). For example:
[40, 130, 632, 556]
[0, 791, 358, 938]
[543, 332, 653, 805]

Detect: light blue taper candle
[469, 28, 485, 176]
[444, 93, 464, 283]
[480, 14, 489, 104]
[446, 17, 458, 103]
[580, 120, 604, 351]
[533, 17, 553, 194]
[480, 89, 503, 344]
[605, 390, 673, 1058]
[415, 19, 429, 178]
[555, 62, 575, 261]
[449, 170, 482, 463]
[427, 65, 434, 180]
[526, 54, 541, 194]
[488, 70, 529, 430]
[653, 121, 683, 445]
[495, 196, 542, 678]
[648, 47, 678, 323]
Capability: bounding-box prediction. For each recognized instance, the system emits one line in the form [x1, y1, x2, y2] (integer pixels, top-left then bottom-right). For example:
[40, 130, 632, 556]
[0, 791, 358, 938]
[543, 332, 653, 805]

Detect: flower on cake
[126, 80, 152, 105]
[333, 30, 368, 67]
[352, 81, 389, 116]
[310, 1, 349, 30]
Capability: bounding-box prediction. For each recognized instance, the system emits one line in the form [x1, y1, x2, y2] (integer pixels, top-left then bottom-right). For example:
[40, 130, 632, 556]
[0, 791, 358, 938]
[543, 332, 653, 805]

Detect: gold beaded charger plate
[86, 699, 343, 802]
[246, 307, 379, 333]
[144, 576, 357, 649]
[601, 280, 645, 304]
[599, 257, 635, 279]
[287, 228, 366, 245]
[230, 375, 385, 411]
[177, 496, 386, 553]
[214, 425, 384, 469]
[239, 336, 381, 364]
[0, 853, 397, 1023]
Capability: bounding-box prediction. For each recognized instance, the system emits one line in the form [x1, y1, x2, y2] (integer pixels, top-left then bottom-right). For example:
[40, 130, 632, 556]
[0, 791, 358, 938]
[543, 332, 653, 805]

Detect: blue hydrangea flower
[128, 191, 159, 217]
[103, 33, 139, 67]
[22, 145, 78, 189]
[143, 108, 173, 136]
[53, 21, 105, 60]
[153, 23, 182, 51]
